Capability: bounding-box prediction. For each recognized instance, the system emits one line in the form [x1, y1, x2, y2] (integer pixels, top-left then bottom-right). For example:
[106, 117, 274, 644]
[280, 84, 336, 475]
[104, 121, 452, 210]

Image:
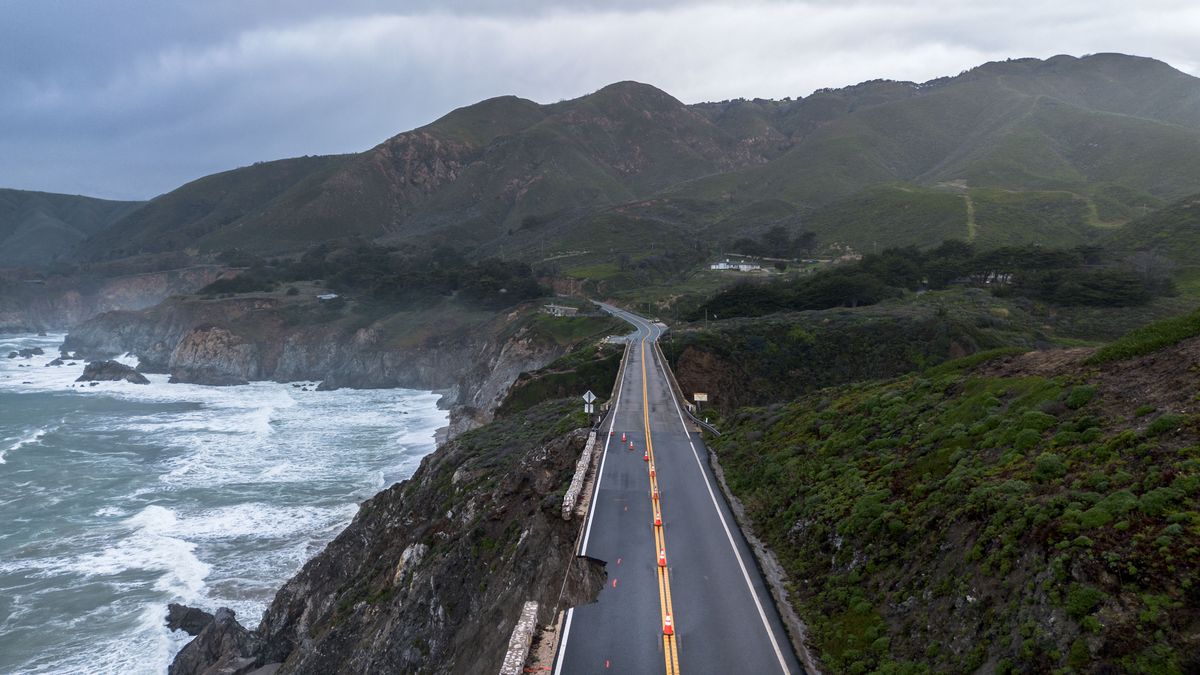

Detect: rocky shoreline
[166, 400, 604, 675]
[61, 295, 570, 439]
[53, 293, 614, 673]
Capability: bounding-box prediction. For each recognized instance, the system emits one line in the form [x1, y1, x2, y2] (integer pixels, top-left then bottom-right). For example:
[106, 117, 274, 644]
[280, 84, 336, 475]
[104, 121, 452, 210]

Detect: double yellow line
[641, 336, 680, 675]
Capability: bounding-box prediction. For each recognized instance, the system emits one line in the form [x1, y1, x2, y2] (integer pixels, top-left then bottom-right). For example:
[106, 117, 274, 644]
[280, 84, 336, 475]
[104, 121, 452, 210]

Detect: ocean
[0, 333, 446, 674]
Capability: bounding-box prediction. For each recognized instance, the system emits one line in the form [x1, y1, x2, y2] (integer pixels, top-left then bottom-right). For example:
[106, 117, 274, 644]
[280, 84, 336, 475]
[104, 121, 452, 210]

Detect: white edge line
[578, 334, 627, 555]
[552, 607, 575, 675]
[652, 333, 793, 675]
[559, 308, 634, 668]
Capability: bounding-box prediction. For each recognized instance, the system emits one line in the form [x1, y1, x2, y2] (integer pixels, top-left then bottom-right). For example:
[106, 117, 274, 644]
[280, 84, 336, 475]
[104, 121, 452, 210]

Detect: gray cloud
[2, 0, 1197, 200]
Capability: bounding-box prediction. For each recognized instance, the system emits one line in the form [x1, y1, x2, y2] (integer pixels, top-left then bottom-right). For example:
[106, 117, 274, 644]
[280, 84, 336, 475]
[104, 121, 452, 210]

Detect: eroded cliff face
[0, 265, 230, 331]
[170, 400, 604, 675]
[62, 295, 567, 436]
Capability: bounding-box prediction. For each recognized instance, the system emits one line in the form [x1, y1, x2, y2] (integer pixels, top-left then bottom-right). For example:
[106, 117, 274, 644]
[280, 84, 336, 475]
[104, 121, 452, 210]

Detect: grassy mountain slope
[1106, 194, 1200, 279]
[0, 188, 143, 266]
[71, 53, 1200, 275]
[714, 315, 1200, 673]
[81, 155, 348, 260]
[88, 83, 765, 259]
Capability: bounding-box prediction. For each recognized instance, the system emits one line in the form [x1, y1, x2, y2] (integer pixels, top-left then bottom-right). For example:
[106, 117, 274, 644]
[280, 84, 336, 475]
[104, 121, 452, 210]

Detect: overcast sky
[2, 0, 1198, 201]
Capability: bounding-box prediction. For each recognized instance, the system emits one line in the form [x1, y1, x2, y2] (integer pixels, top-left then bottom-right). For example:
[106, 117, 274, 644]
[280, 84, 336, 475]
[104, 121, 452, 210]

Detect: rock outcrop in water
[168, 399, 605, 674]
[166, 604, 215, 637]
[76, 360, 149, 385]
[170, 608, 262, 675]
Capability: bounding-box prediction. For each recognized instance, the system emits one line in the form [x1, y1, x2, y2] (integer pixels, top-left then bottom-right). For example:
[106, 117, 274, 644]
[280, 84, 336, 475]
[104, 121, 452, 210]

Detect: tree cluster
[696, 240, 1175, 320]
[202, 242, 547, 310]
[730, 225, 817, 259]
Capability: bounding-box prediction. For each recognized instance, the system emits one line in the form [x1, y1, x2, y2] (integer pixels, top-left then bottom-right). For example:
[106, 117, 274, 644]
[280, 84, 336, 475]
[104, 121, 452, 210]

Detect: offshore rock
[169, 608, 262, 675]
[167, 603, 216, 637]
[76, 360, 149, 385]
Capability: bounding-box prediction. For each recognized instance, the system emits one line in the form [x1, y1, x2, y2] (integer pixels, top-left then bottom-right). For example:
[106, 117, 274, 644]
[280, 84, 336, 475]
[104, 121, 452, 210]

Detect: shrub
[1100, 489, 1138, 515]
[1068, 638, 1090, 668]
[1138, 487, 1181, 516]
[1014, 428, 1042, 451]
[1065, 584, 1105, 619]
[1145, 414, 1185, 437]
[1034, 453, 1067, 482]
[1078, 505, 1113, 528]
[1021, 410, 1058, 432]
[1065, 385, 1098, 410]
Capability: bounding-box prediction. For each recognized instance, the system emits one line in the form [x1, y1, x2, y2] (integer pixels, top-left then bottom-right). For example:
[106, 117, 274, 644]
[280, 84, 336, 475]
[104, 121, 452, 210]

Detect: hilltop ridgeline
[55, 53, 1200, 272]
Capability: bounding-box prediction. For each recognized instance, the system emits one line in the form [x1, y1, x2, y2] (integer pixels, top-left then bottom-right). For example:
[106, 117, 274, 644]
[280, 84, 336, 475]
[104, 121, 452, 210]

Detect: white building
[543, 304, 579, 317]
[709, 259, 762, 272]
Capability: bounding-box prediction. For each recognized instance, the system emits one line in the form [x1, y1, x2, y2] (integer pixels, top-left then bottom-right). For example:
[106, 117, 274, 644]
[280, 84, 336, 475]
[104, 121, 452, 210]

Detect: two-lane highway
[554, 305, 801, 674]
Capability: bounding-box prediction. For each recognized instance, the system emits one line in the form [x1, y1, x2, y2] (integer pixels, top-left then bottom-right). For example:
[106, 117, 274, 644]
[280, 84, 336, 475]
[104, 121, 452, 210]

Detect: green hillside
[64, 53, 1200, 280]
[81, 154, 348, 260]
[0, 188, 143, 266]
[713, 314, 1200, 673]
[1106, 195, 1200, 279]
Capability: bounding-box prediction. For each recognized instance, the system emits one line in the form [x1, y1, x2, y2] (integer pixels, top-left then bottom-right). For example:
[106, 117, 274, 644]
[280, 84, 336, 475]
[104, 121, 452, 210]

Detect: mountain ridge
[14, 53, 1200, 277]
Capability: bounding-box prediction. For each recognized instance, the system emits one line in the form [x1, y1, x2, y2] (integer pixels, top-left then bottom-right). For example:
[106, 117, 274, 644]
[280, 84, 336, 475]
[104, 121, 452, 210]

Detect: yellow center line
[642, 336, 680, 675]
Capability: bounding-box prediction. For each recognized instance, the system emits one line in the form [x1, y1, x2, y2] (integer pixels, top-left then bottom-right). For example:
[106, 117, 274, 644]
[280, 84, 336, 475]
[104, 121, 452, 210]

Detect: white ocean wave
[0, 334, 447, 674]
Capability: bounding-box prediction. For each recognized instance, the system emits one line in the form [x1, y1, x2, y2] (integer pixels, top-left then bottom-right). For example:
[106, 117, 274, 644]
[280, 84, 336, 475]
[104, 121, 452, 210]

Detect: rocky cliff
[62, 293, 597, 436]
[170, 399, 605, 675]
[0, 264, 230, 332]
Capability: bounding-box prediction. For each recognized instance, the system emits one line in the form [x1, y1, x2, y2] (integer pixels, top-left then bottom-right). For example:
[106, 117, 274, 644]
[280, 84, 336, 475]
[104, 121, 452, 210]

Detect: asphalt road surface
[554, 304, 802, 674]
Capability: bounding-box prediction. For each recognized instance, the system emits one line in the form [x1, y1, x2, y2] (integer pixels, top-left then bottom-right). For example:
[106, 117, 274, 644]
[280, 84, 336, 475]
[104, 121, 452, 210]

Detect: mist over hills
[10, 53, 1200, 270]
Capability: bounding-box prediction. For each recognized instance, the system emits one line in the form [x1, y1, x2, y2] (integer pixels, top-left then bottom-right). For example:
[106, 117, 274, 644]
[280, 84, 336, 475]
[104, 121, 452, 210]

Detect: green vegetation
[60, 54, 1200, 289]
[199, 241, 547, 311]
[452, 398, 588, 473]
[662, 288, 1044, 412]
[1087, 309, 1200, 364]
[729, 224, 817, 259]
[712, 337, 1200, 672]
[497, 343, 623, 416]
[802, 185, 969, 252]
[697, 241, 1173, 321]
[1107, 195, 1200, 280]
[0, 188, 143, 267]
[524, 313, 625, 346]
[968, 188, 1095, 248]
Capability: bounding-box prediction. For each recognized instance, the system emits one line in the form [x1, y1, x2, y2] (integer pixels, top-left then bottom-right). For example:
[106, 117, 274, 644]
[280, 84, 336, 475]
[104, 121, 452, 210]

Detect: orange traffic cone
[663, 614, 674, 636]
[629, 441, 634, 450]
[649, 464, 656, 477]
[653, 513, 662, 527]
[610, 430, 614, 437]
[621, 432, 627, 442]
[643, 450, 649, 461]
[652, 487, 659, 500]
[658, 548, 667, 567]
